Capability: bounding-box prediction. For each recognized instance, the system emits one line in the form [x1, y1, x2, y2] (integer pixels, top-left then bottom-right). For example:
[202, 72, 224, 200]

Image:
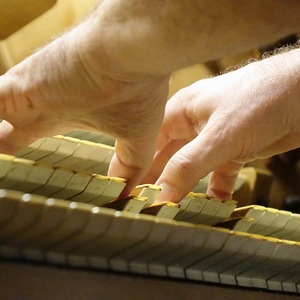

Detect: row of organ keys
[0, 131, 300, 294]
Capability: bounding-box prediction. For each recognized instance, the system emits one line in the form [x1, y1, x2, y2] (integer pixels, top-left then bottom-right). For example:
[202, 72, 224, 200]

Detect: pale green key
[88, 177, 126, 206]
[16, 163, 55, 192]
[33, 167, 73, 197]
[0, 154, 15, 180]
[21, 136, 62, 161]
[0, 158, 34, 190]
[70, 174, 110, 203]
[51, 171, 91, 200]
[16, 137, 47, 157]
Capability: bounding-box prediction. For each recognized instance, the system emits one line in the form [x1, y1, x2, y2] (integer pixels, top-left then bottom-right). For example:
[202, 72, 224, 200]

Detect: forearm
[77, 0, 300, 78]
[245, 47, 300, 130]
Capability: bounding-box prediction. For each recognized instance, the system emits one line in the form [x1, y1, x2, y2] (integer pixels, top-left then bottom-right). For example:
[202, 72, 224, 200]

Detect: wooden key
[16, 163, 55, 193]
[185, 227, 231, 281]
[44, 201, 97, 264]
[0, 192, 46, 258]
[256, 209, 292, 237]
[272, 213, 300, 240]
[126, 218, 176, 274]
[219, 233, 266, 285]
[147, 221, 198, 277]
[247, 208, 280, 234]
[234, 236, 279, 288]
[72, 211, 153, 270]
[69, 174, 110, 203]
[130, 184, 161, 207]
[19, 136, 62, 161]
[18, 200, 91, 264]
[167, 225, 220, 279]
[15, 198, 69, 248]
[87, 145, 114, 174]
[0, 158, 34, 190]
[215, 216, 254, 232]
[33, 167, 74, 197]
[0, 154, 15, 180]
[211, 200, 238, 224]
[21, 198, 74, 261]
[0, 189, 24, 226]
[232, 205, 267, 233]
[186, 196, 223, 224]
[50, 171, 91, 200]
[16, 137, 47, 158]
[67, 206, 116, 268]
[141, 201, 180, 219]
[70, 143, 114, 174]
[191, 231, 248, 283]
[103, 196, 147, 214]
[37, 136, 78, 165]
[268, 246, 300, 293]
[52, 138, 95, 168]
[175, 193, 208, 221]
[88, 177, 126, 207]
[247, 240, 299, 290]
[281, 265, 300, 293]
[200, 231, 252, 283]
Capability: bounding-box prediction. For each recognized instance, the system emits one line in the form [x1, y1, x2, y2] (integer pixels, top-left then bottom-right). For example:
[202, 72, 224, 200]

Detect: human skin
[0, 0, 299, 198]
[147, 48, 300, 202]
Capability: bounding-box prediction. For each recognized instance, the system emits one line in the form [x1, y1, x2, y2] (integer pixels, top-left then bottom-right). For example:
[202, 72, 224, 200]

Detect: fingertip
[108, 152, 149, 198]
[154, 146, 208, 203]
[0, 120, 35, 154]
[155, 178, 193, 203]
[155, 182, 178, 203]
[207, 162, 244, 200]
[206, 187, 233, 200]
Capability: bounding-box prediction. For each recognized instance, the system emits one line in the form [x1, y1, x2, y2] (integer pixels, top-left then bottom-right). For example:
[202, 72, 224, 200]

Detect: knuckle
[169, 151, 194, 175]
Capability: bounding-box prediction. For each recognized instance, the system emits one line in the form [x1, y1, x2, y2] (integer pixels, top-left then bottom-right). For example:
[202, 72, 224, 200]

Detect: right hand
[145, 48, 300, 202]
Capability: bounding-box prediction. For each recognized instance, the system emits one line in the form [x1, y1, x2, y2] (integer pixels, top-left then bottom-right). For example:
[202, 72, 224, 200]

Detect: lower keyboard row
[0, 189, 300, 294]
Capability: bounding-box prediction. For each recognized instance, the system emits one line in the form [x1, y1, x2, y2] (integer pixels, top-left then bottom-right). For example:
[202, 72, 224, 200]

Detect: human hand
[146, 49, 300, 202]
[0, 19, 170, 195]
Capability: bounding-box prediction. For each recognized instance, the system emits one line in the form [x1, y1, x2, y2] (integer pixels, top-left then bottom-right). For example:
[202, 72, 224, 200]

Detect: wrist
[244, 48, 300, 118]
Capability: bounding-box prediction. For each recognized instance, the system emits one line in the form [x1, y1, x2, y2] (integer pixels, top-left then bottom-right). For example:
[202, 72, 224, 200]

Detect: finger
[107, 136, 158, 197]
[142, 90, 198, 183]
[155, 133, 226, 203]
[207, 162, 244, 200]
[0, 120, 38, 154]
[142, 139, 188, 184]
[206, 131, 300, 200]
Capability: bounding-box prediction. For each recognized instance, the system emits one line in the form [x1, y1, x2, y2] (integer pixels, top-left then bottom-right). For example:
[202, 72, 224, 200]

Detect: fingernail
[156, 182, 177, 202]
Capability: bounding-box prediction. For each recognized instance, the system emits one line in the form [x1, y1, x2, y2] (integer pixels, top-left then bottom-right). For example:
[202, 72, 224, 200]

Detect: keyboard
[0, 132, 299, 294]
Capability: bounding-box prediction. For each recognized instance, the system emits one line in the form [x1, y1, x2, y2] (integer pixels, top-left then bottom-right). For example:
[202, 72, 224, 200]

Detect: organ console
[1, 2, 300, 299]
[0, 132, 299, 299]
